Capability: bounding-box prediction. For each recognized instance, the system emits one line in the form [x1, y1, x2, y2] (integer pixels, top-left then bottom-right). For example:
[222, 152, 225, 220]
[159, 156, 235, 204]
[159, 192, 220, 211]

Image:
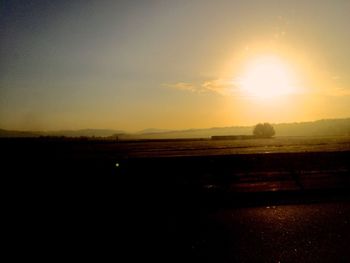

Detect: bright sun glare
[238, 55, 297, 99]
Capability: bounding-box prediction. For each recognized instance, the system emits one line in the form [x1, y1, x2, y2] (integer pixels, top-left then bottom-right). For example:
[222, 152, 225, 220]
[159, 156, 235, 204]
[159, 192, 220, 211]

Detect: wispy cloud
[201, 78, 237, 95]
[164, 82, 198, 92]
[165, 78, 350, 98]
[164, 78, 238, 95]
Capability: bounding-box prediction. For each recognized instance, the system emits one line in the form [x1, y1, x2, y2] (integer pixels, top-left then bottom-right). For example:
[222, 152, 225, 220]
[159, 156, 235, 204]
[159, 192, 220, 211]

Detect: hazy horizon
[3, 116, 350, 134]
[2, 116, 350, 136]
[1, 1, 350, 131]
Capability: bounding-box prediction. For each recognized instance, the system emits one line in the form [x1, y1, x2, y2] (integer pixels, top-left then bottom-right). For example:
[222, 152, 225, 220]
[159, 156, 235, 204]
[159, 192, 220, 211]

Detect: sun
[238, 55, 297, 99]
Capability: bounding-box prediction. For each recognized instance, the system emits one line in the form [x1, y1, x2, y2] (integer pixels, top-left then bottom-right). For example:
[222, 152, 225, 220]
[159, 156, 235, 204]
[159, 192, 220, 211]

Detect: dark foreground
[179, 202, 350, 262]
[2, 138, 350, 261]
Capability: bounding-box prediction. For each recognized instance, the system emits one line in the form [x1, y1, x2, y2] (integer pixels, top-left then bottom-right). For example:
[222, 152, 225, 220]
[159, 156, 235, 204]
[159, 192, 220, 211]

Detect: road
[168, 201, 350, 262]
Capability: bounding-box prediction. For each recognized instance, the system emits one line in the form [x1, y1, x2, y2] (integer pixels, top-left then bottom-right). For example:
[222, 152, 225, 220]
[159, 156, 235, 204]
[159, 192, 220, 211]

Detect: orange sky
[1, 1, 350, 132]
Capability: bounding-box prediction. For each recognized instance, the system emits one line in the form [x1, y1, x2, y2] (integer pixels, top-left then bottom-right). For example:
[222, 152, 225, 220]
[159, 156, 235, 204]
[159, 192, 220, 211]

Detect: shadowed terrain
[3, 137, 350, 261]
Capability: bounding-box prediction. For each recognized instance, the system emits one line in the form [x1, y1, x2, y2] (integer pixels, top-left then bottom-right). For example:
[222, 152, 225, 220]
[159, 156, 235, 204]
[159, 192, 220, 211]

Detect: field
[3, 136, 350, 261]
[115, 136, 350, 157]
[3, 135, 350, 206]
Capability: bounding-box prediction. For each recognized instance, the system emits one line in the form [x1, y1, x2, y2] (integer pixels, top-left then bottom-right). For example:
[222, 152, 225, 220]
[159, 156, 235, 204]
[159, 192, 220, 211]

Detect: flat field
[115, 136, 350, 157]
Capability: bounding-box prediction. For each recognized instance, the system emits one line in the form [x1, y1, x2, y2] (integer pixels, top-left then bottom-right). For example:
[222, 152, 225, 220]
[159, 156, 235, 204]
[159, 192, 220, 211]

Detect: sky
[1, 0, 350, 132]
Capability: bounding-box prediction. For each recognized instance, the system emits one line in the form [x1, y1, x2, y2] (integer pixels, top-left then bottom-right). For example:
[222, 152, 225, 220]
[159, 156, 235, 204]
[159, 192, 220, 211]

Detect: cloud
[164, 82, 198, 92]
[164, 78, 238, 95]
[165, 76, 350, 98]
[201, 78, 237, 95]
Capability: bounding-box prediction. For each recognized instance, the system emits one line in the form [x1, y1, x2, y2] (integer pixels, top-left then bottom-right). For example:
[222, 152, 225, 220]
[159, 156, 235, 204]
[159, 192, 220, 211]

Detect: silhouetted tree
[253, 123, 275, 138]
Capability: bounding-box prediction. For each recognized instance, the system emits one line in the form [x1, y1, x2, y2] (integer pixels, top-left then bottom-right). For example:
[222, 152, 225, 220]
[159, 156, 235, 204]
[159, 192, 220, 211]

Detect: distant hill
[120, 118, 350, 140]
[47, 129, 124, 137]
[1, 118, 350, 139]
[0, 129, 124, 138]
[274, 118, 350, 137]
[121, 126, 252, 140]
[136, 128, 173, 134]
[0, 129, 39, 138]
